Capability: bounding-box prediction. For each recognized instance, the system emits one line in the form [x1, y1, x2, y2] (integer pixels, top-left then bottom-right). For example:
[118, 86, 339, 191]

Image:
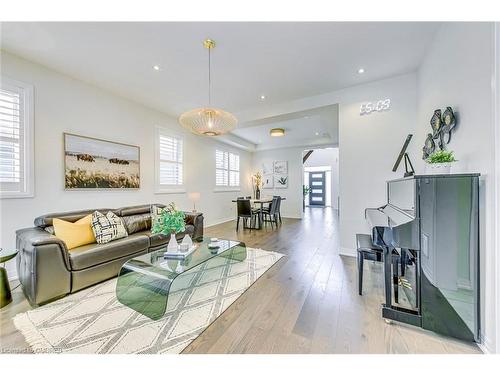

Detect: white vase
[167, 233, 178, 253]
[425, 162, 452, 175]
[181, 234, 193, 249]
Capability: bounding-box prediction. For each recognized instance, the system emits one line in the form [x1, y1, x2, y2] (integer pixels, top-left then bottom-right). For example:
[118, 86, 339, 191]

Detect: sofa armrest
[16, 227, 71, 306]
[183, 212, 204, 241]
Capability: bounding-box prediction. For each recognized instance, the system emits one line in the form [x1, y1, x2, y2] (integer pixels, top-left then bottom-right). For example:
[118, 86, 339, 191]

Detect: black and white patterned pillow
[91, 211, 128, 244]
[150, 205, 166, 228]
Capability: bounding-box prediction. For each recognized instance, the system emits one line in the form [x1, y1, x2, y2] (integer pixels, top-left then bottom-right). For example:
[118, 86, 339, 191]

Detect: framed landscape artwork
[64, 133, 140, 189]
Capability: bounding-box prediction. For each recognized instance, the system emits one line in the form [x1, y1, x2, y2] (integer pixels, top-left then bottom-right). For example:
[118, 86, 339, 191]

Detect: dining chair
[262, 196, 282, 224]
[262, 196, 280, 229]
[236, 199, 259, 231]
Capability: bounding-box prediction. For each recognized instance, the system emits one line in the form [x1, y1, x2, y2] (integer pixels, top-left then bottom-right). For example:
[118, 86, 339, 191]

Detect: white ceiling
[232, 104, 339, 150]
[0, 22, 439, 150]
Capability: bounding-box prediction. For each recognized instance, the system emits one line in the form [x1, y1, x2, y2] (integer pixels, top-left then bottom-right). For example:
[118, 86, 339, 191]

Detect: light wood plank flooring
[0, 207, 481, 354]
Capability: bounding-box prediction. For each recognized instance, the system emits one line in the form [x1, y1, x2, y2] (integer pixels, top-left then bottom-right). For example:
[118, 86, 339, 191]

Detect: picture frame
[273, 160, 288, 174]
[262, 174, 274, 189]
[262, 161, 273, 175]
[274, 174, 288, 189]
[64, 133, 140, 189]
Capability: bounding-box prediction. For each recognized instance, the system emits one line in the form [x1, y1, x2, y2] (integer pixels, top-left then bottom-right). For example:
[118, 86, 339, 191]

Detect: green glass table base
[0, 249, 18, 308]
[116, 238, 247, 320]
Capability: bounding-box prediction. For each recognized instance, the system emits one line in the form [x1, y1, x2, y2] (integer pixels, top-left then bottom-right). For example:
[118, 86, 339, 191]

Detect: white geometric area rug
[13, 248, 283, 354]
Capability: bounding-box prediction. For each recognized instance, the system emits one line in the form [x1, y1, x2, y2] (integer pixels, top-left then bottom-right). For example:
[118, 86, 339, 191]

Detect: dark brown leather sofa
[15, 204, 203, 306]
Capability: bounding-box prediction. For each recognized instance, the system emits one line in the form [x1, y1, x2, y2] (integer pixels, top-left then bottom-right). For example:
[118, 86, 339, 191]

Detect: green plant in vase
[425, 150, 457, 175]
[303, 185, 311, 211]
[151, 203, 185, 252]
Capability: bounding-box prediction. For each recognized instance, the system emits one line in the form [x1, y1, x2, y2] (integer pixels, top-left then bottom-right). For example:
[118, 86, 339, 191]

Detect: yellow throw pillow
[53, 214, 96, 250]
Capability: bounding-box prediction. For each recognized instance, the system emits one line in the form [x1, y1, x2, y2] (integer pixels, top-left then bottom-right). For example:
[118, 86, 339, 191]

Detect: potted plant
[303, 185, 311, 211]
[151, 203, 186, 253]
[425, 150, 457, 175]
[252, 172, 263, 199]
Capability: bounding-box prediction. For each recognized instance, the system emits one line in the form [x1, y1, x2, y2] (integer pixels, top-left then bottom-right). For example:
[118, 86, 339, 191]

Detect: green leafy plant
[426, 150, 457, 164]
[151, 203, 185, 235]
[303, 185, 311, 197]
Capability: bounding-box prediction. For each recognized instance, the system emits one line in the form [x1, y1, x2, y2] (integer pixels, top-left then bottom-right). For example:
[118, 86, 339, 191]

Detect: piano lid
[365, 204, 414, 229]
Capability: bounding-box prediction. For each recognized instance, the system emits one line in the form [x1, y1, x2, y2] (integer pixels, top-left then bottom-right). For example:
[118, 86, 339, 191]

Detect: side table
[0, 248, 18, 308]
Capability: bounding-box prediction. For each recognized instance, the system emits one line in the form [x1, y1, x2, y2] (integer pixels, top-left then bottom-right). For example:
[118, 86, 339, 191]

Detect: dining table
[231, 197, 286, 230]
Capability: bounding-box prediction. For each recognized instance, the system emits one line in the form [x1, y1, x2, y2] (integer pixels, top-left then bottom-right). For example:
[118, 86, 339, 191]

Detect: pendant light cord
[208, 46, 211, 106]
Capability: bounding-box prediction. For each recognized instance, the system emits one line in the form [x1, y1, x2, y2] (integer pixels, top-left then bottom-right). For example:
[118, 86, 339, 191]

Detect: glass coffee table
[116, 237, 247, 320]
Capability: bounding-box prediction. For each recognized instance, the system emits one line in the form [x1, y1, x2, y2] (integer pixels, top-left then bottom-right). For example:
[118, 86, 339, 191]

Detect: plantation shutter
[215, 149, 228, 186]
[229, 152, 240, 187]
[215, 149, 239, 187]
[0, 78, 33, 197]
[158, 132, 183, 186]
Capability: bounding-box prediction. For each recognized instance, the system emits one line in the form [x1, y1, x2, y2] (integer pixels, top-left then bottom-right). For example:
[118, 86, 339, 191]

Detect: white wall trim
[493, 21, 500, 355]
[205, 217, 235, 228]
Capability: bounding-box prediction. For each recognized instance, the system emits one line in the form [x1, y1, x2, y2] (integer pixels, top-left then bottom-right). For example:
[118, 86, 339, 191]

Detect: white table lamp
[188, 192, 201, 212]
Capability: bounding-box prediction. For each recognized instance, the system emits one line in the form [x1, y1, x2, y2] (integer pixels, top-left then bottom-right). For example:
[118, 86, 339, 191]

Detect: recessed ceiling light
[315, 132, 320, 136]
[358, 68, 365, 74]
[153, 65, 161, 71]
[260, 95, 266, 100]
[270, 128, 285, 137]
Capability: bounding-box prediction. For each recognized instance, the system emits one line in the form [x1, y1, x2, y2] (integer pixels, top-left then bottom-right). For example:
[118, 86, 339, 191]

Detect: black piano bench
[356, 233, 384, 296]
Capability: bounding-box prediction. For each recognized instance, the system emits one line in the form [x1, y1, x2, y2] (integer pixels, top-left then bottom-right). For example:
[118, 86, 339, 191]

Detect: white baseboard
[478, 333, 495, 354]
[205, 217, 235, 228]
[340, 247, 356, 257]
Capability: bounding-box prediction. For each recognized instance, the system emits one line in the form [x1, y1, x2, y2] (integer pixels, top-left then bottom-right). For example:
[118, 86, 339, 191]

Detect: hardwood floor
[0, 207, 481, 354]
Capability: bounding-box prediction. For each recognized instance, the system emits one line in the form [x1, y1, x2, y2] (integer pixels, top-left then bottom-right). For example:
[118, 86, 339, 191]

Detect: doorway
[309, 171, 326, 206]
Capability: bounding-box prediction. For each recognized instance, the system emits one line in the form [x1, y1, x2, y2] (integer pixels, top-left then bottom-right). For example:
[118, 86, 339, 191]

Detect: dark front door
[309, 172, 326, 206]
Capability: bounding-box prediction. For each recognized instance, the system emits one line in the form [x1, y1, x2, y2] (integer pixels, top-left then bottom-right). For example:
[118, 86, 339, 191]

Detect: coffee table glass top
[116, 237, 247, 320]
[0, 248, 18, 263]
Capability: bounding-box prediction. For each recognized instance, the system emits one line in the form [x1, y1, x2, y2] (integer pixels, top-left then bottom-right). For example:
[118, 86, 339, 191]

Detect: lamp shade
[179, 108, 237, 136]
[188, 192, 201, 201]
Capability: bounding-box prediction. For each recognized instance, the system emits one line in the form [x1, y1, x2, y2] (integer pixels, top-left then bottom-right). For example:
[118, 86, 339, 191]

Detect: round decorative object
[179, 108, 237, 136]
[430, 109, 442, 139]
[422, 133, 435, 160]
[441, 107, 456, 144]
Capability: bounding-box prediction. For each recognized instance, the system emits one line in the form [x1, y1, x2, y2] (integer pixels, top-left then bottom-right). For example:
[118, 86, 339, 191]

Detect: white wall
[0, 51, 253, 278]
[252, 147, 303, 219]
[304, 147, 339, 209]
[338, 74, 418, 255]
[416, 23, 497, 353]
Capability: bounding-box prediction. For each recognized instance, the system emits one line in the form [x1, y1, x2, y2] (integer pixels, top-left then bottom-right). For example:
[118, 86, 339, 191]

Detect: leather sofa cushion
[114, 204, 165, 217]
[121, 213, 151, 234]
[34, 209, 113, 228]
[68, 233, 149, 270]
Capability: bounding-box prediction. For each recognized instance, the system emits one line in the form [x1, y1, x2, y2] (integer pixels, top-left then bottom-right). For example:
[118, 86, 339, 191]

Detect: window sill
[155, 188, 186, 194]
[0, 191, 34, 199]
[213, 188, 241, 193]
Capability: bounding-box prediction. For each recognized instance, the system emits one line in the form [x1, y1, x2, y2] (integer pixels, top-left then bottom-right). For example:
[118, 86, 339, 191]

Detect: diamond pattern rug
[13, 247, 283, 354]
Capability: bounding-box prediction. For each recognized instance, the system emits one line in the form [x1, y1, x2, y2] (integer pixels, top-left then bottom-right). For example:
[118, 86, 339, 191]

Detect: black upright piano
[365, 173, 480, 342]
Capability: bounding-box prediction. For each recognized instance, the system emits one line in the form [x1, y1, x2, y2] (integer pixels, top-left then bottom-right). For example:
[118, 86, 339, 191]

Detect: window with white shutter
[215, 149, 239, 188]
[155, 127, 184, 192]
[0, 77, 34, 198]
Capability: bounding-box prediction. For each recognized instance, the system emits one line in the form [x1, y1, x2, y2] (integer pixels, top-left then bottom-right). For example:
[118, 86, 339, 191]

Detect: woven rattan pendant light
[179, 39, 237, 136]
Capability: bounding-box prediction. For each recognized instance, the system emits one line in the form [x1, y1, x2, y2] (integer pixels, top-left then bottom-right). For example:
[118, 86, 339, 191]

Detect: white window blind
[0, 78, 34, 198]
[215, 149, 239, 187]
[157, 130, 183, 186]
